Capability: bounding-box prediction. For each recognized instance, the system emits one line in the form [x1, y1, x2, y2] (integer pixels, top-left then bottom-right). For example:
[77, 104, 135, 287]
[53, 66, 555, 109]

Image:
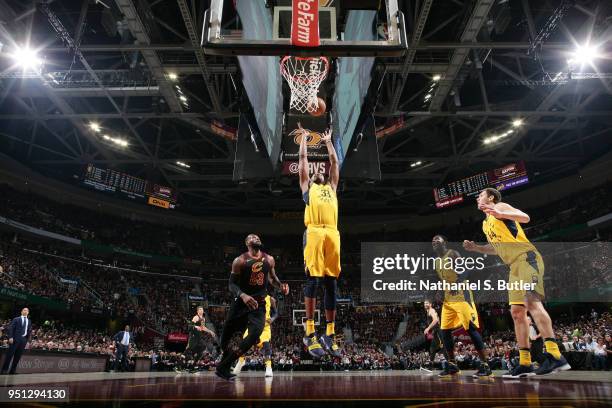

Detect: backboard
[202, 0, 407, 57]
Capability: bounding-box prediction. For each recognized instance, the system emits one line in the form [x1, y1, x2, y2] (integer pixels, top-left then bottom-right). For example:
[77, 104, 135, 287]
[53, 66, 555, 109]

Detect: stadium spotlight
[11, 47, 42, 72]
[101, 134, 128, 147]
[168, 72, 178, 81]
[89, 122, 101, 132]
[511, 119, 523, 128]
[568, 44, 600, 67]
[432, 74, 441, 81]
[567, 44, 601, 71]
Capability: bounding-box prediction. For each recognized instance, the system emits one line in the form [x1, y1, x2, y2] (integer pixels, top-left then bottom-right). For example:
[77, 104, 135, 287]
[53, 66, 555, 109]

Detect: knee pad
[467, 323, 485, 351]
[441, 329, 454, 352]
[303, 275, 320, 298]
[323, 277, 337, 310]
[262, 341, 272, 358]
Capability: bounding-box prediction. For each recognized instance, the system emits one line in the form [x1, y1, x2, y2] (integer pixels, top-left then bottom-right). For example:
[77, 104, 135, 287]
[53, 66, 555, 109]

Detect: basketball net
[281, 56, 329, 113]
[282, 0, 328, 113]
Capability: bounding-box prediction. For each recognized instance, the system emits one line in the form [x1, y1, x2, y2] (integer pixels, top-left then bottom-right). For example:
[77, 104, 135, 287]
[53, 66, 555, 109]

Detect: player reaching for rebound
[432, 235, 492, 378]
[297, 123, 342, 358]
[233, 295, 278, 377]
[176, 306, 217, 373]
[463, 188, 570, 378]
[215, 234, 289, 380]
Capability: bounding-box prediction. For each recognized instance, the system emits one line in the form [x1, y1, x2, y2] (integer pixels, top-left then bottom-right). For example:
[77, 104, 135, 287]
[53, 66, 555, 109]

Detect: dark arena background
[0, 0, 611, 407]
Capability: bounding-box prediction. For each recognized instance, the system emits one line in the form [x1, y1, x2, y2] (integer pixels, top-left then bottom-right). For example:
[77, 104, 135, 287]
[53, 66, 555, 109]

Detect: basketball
[310, 97, 326, 117]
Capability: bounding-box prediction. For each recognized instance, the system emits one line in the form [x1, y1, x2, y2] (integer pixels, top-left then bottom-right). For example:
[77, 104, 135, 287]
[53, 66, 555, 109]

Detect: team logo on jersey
[249, 262, 265, 286]
[290, 128, 322, 146]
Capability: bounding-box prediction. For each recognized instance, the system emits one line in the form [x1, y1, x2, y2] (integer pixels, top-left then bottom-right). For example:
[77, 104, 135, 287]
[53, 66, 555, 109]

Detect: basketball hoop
[280, 56, 330, 114]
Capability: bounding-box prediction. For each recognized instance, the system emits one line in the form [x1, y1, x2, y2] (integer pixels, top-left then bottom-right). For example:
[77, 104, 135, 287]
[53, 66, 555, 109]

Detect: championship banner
[290, 0, 320, 47]
[281, 161, 329, 176]
[375, 116, 405, 138]
[211, 120, 237, 140]
[283, 114, 329, 161]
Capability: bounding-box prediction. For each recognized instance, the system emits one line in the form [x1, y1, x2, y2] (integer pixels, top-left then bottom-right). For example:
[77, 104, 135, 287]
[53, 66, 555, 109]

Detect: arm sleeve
[229, 273, 243, 298]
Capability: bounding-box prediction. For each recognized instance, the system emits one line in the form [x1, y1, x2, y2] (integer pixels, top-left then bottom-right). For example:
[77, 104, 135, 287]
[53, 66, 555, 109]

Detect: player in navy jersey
[215, 234, 289, 380]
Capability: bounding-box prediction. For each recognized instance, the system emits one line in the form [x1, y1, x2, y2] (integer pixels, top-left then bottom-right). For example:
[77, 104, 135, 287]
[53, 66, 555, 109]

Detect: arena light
[484, 135, 500, 145]
[512, 119, 523, 128]
[101, 134, 128, 147]
[176, 161, 191, 168]
[432, 74, 441, 81]
[410, 161, 423, 168]
[167, 72, 178, 81]
[179, 95, 188, 102]
[89, 122, 101, 132]
[569, 44, 599, 66]
[11, 47, 42, 72]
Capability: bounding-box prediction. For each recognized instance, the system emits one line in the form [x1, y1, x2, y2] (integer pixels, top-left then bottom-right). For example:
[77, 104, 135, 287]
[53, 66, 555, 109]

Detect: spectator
[593, 337, 607, 370]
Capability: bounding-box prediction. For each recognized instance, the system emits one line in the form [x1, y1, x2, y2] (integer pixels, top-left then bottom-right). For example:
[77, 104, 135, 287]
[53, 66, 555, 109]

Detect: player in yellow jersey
[432, 235, 491, 378]
[297, 122, 341, 358]
[233, 295, 277, 377]
[463, 188, 570, 378]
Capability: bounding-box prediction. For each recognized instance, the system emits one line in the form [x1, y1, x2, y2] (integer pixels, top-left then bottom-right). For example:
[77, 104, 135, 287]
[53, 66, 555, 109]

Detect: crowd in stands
[1, 308, 609, 372]
[1, 181, 611, 268]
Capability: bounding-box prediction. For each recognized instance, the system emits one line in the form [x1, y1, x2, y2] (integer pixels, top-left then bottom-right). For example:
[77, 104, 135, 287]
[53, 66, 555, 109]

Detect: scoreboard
[83, 165, 146, 198]
[83, 164, 176, 209]
[434, 161, 528, 209]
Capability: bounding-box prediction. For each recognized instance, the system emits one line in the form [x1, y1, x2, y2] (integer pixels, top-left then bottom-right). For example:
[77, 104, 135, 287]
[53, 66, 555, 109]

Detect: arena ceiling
[0, 0, 611, 216]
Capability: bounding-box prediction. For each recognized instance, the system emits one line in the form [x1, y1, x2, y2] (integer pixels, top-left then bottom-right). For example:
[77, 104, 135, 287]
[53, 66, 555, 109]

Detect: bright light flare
[11, 47, 42, 72]
[512, 119, 523, 128]
[568, 44, 601, 69]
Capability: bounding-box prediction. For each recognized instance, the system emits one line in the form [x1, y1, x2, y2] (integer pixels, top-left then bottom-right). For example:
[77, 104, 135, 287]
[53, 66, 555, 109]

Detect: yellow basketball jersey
[304, 183, 338, 228]
[435, 250, 474, 303]
[482, 214, 537, 265]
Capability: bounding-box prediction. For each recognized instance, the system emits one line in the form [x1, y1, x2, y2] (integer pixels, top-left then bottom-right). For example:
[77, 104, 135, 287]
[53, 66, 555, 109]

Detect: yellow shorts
[440, 301, 479, 330]
[508, 251, 545, 305]
[243, 325, 271, 348]
[303, 226, 341, 278]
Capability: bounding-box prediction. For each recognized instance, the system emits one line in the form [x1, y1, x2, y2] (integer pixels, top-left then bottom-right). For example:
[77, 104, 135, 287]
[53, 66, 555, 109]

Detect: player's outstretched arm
[297, 122, 309, 194]
[267, 255, 289, 295]
[484, 202, 530, 223]
[322, 128, 339, 192]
